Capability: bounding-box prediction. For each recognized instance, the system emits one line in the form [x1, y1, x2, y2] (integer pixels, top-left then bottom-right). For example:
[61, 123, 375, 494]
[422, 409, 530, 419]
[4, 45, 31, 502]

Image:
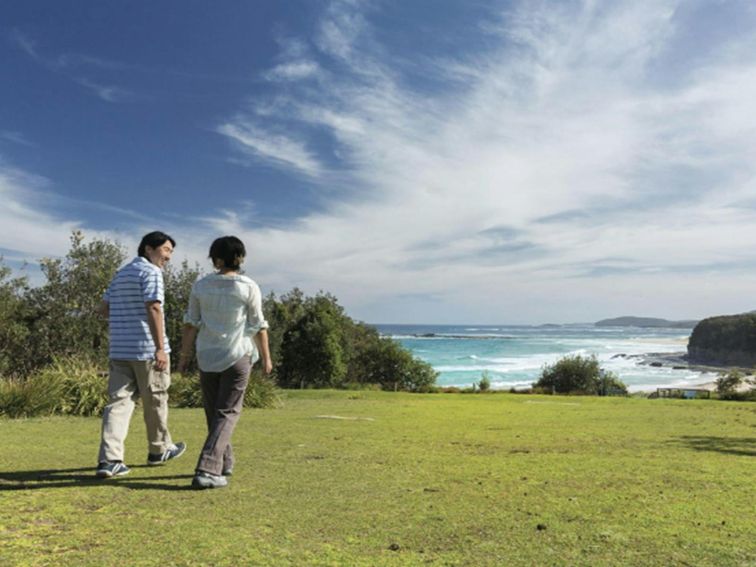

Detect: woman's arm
[254, 329, 272, 375]
[177, 323, 199, 374]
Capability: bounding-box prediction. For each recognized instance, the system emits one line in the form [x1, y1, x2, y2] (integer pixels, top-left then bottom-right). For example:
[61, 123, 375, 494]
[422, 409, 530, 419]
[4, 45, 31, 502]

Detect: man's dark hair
[209, 236, 246, 271]
[138, 231, 176, 257]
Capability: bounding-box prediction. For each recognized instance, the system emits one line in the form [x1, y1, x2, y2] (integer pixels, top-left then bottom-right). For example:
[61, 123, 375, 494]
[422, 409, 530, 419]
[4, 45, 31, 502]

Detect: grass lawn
[1, 390, 754, 566]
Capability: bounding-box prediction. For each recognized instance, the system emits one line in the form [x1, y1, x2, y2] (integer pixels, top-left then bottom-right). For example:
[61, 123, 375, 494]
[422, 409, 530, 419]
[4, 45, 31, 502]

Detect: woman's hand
[262, 357, 273, 375]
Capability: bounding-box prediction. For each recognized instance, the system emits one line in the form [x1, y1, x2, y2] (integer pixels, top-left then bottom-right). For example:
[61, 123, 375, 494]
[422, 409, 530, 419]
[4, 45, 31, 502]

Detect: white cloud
[10, 29, 134, 104]
[76, 77, 135, 103]
[264, 61, 321, 82]
[0, 166, 82, 259]
[217, 122, 323, 178]
[213, 0, 756, 322]
[9, 29, 39, 59]
[0, 131, 34, 147]
[0, 161, 207, 274]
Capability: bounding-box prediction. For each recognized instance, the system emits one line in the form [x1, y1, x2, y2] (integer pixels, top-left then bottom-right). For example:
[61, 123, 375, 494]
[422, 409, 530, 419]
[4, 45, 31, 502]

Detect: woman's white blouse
[183, 273, 269, 372]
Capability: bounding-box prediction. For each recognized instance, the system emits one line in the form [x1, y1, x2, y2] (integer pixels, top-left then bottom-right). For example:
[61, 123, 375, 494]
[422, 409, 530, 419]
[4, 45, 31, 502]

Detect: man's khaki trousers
[98, 358, 173, 463]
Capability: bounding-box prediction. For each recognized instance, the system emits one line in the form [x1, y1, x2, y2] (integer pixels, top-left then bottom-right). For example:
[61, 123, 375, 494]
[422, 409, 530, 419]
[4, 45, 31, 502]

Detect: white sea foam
[386, 324, 699, 393]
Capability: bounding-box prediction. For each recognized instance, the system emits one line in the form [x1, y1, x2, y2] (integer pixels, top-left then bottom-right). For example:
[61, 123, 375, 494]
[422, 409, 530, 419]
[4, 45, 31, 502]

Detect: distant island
[595, 316, 698, 329]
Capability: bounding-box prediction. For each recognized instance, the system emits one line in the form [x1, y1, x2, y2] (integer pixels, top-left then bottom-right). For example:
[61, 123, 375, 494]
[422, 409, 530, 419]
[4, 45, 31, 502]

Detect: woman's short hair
[209, 236, 246, 270]
[138, 231, 176, 258]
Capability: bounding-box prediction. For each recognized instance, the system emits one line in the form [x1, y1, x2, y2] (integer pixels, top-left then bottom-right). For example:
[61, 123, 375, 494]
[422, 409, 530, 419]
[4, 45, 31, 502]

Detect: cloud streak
[217, 122, 324, 178]
[9, 29, 135, 103]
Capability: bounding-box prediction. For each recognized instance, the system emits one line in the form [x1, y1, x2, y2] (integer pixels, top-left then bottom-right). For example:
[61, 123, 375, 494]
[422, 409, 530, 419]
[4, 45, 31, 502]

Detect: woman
[178, 236, 272, 489]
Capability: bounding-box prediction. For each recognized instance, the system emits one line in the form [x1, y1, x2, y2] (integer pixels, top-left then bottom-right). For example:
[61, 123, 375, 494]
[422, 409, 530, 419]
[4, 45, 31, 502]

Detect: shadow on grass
[0, 466, 195, 491]
[671, 436, 756, 457]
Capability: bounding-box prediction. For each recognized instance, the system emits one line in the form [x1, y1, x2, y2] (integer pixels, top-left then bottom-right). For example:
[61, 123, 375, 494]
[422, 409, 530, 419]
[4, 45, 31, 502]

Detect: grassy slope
[0, 391, 754, 566]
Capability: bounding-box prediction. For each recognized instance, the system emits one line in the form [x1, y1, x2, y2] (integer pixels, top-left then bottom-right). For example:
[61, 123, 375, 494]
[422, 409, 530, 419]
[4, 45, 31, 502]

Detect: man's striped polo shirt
[104, 256, 170, 361]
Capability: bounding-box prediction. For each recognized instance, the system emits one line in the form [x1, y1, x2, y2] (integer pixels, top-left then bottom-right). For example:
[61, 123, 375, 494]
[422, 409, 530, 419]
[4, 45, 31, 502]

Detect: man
[96, 231, 186, 478]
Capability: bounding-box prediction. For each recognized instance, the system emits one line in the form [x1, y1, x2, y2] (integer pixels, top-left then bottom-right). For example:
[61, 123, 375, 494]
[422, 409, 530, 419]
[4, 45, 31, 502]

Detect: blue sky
[2, 0, 755, 324]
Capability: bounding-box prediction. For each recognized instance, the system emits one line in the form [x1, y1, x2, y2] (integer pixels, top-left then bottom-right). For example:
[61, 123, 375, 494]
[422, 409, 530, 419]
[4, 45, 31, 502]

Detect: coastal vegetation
[716, 370, 756, 401]
[1, 391, 753, 566]
[688, 313, 756, 366]
[533, 354, 628, 396]
[0, 232, 436, 418]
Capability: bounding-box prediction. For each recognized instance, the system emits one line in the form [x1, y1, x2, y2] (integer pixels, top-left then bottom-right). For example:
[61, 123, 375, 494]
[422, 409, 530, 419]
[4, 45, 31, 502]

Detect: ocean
[375, 324, 708, 393]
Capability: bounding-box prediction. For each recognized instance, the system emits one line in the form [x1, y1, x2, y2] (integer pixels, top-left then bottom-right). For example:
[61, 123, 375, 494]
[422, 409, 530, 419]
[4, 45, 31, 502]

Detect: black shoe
[192, 471, 228, 489]
[147, 442, 186, 466]
[96, 461, 130, 478]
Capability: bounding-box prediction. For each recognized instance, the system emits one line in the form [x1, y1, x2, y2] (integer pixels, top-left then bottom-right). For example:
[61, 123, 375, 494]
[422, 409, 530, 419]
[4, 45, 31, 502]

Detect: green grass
[1, 391, 754, 566]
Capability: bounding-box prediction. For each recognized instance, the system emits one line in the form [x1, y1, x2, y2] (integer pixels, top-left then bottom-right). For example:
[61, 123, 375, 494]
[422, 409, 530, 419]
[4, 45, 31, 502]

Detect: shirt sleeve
[140, 266, 164, 303]
[183, 283, 202, 327]
[245, 282, 269, 335]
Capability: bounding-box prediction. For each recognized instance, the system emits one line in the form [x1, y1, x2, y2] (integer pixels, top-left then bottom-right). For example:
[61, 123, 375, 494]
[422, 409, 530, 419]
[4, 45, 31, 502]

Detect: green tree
[0, 260, 30, 377]
[22, 231, 126, 372]
[350, 337, 438, 392]
[262, 287, 307, 382]
[278, 298, 347, 388]
[163, 260, 202, 368]
[265, 289, 437, 392]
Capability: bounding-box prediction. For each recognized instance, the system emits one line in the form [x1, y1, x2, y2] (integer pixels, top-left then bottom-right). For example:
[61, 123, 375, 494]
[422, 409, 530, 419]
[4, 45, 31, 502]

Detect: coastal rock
[688, 314, 756, 366]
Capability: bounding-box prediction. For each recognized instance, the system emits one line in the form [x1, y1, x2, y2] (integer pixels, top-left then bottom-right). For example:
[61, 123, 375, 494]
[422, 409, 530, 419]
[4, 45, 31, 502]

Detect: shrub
[171, 370, 282, 409]
[350, 337, 438, 392]
[0, 376, 62, 418]
[37, 356, 109, 416]
[534, 354, 627, 395]
[715, 370, 756, 401]
[244, 372, 283, 408]
[597, 372, 629, 396]
[716, 370, 744, 400]
[170, 372, 205, 408]
[0, 355, 109, 418]
[477, 371, 491, 392]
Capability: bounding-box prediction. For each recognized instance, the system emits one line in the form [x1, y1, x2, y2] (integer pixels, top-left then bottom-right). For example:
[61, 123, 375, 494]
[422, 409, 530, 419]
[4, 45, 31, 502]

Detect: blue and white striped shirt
[104, 257, 170, 360]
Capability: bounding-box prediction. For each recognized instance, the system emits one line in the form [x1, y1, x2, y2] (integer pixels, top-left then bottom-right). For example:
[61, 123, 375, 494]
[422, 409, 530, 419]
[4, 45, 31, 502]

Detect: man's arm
[145, 300, 168, 371]
[254, 329, 272, 375]
[177, 323, 198, 374]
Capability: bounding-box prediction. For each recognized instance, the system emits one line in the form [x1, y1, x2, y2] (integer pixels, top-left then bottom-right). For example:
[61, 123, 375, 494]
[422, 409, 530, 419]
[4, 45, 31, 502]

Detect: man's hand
[154, 348, 168, 372]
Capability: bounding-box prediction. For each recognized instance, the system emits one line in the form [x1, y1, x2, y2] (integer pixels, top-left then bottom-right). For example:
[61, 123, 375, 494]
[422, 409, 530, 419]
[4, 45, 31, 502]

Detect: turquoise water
[375, 324, 706, 392]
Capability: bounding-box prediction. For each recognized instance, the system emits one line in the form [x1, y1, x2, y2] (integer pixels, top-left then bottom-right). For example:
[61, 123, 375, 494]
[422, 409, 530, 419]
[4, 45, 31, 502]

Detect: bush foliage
[0, 356, 107, 418]
[534, 354, 627, 396]
[171, 372, 282, 409]
[271, 290, 437, 392]
[715, 370, 756, 401]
